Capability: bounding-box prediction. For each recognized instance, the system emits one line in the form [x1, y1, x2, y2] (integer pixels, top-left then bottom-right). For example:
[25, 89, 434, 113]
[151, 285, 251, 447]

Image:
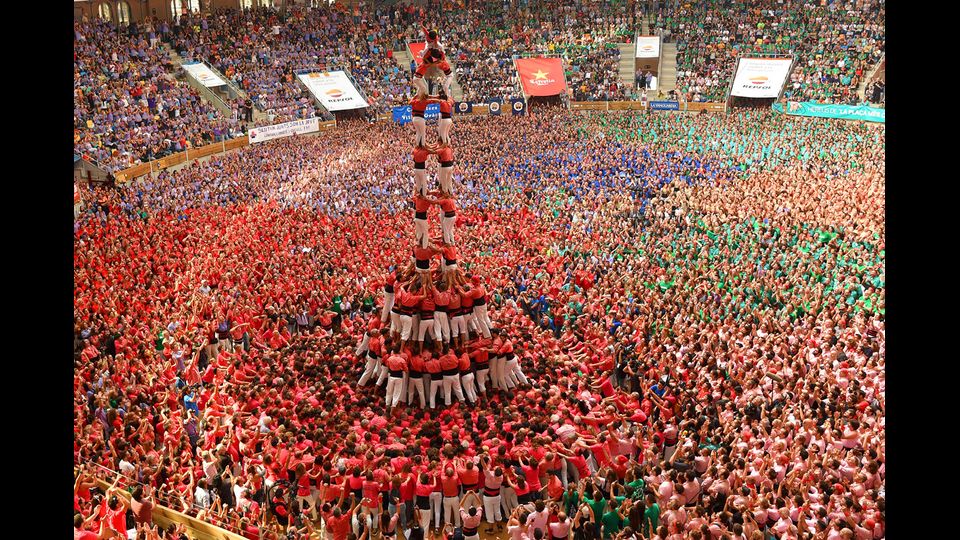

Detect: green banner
[773, 101, 885, 123]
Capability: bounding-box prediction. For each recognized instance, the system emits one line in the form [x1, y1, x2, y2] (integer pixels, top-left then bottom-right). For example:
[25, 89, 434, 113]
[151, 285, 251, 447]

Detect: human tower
[355, 27, 529, 412]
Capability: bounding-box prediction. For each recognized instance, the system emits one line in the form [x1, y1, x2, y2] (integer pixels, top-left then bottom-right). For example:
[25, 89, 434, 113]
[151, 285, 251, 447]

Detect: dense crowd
[74, 104, 884, 540]
[74, 18, 243, 172]
[652, 0, 885, 103]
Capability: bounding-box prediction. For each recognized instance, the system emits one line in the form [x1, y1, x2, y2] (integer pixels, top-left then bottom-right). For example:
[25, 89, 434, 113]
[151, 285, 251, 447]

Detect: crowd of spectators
[74, 17, 243, 172]
[652, 0, 885, 103]
[75, 105, 884, 540]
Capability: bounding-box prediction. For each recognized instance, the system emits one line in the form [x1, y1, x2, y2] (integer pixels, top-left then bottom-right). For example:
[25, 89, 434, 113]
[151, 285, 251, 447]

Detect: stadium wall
[76, 1, 366, 24]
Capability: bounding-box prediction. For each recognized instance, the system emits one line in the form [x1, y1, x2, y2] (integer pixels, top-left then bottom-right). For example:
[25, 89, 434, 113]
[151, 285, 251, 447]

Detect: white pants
[382, 292, 395, 323]
[471, 307, 491, 338]
[482, 494, 502, 524]
[441, 215, 456, 244]
[358, 354, 378, 386]
[500, 486, 518, 518]
[439, 118, 453, 145]
[413, 76, 429, 97]
[460, 372, 478, 402]
[355, 333, 370, 356]
[443, 374, 465, 405]
[414, 217, 429, 247]
[489, 356, 504, 389]
[376, 361, 390, 387]
[451, 315, 467, 338]
[505, 357, 528, 387]
[430, 492, 443, 529]
[414, 169, 428, 196]
[413, 116, 427, 147]
[407, 376, 426, 407]
[390, 311, 402, 334]
[474, 303, 493, 331]
[429, 377, 444, 408]
[475, 367, 489, 394]
[400, 314, 414, 341]
[386, 376, 405, 408]
[439, 165, 453, 194]
[418, 316, 438, 342]
[418, 503, 432, 530]
[435, 311, 451, 343]
[443, 495, 461, 527]
[297, 493, 317, 520]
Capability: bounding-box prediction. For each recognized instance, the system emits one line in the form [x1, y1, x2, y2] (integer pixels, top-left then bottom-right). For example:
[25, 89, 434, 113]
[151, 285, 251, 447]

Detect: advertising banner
[649, 101, 679, 111]
[730, 57, 793, 98]
[488, 98, 503, 115]
[181, 62, 227, 88]
[248, 117, 321, 144]
[773, 101, 885, 123]
[455, 101, 473, 114]
[635, 36, 661, 59]
[392, 105, 413, 125]
[510, 98, 527, 116]
[296, 71, 368, 111]
[408, 42, 427, 65]
[515, 57, 568, 96]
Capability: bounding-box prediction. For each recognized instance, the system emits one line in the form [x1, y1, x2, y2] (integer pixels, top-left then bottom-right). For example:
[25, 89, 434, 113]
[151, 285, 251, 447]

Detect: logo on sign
[513, 101, 524, 111]
[748, 76, 769, 85]
[640, 45, 654, 52]
[458, 102, 468, 112]
[529, 69, 556, 86]
[490, 101, 500, 112]
[326, 88, 344, 98]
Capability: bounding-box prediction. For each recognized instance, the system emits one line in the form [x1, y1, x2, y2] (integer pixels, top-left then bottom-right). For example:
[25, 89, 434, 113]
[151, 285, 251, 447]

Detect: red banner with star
[408, 42, 427, 64]
[515, 57, 568, 96]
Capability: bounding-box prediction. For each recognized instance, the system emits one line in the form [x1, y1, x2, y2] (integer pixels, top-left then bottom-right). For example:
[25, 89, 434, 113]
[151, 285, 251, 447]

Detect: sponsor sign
[730, 57, 793, 98]
[635, 36, 661, 59]
[773, 101, 885, 123]
[455, 101, 473, 114]
[515, 57, 568, 96]
[488, 98, 503, 115]
[296, 71, 368, 111]
[248, 117, 321, 144]
[511, 98, 527, 116]
[649, 101, 680, 111]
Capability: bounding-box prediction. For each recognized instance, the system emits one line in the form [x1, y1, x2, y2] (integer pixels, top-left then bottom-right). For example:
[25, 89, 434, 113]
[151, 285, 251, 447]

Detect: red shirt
[325, 513, 352, 540]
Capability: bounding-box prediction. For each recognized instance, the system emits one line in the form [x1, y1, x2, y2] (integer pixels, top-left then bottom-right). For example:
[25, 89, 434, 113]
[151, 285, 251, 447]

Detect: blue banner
[424, 103, 441, 120]
[455, 101, 473, 114]
[510, 98, 527, 116]
[649, 101, 680, 111]
[488, 98, 503, 116]
[773, 101, 885, 123]
[392, 105, 412, 125]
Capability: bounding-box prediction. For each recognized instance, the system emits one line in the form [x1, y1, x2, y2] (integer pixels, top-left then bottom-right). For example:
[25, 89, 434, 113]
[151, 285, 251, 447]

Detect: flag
[488, 98, 503, 115]
[455, 101, 473, 114]
[392, 105, 413, 125]
[510, 98, 527, 116]
[408, 42, 427, 65]
[515, 57, 568, 96]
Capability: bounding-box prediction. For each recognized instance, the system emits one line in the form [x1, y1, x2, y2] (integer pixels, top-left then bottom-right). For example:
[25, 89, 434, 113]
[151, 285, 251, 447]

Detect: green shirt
[643, 503, 660, 535]
[601, 511, 625, 538]
[585, 497, 608, 523]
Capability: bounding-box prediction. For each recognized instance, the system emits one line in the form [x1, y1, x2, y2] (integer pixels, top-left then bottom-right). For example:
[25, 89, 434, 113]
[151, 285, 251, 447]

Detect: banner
[773, 101, 885, 123]
[510, 98, 527, 116]
[515, 57, 568, 96]
[488, 98, 503, 115]
[296, 71, 368, 111]
[408, 42, 427, 65]
[730, 57, 793, 98]
[424, 103, 441, 120]
[455, 101, 473, 114]
[635, 36, 660, 59]
[248, 117, 321, 144]
[181, 62, 227, 88]
[649, 101, 679, 111]
[392, 105, 413, 125]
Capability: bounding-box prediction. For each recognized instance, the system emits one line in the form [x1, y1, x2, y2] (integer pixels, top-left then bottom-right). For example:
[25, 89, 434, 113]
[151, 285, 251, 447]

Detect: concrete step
[617, 42, 636, 90]
[658, 42, 679, 92]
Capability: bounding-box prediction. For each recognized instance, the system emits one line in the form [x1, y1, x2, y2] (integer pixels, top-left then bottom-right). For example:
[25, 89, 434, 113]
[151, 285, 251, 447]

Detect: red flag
[515, 57, 567, 96]
[409, 42, 427, 64]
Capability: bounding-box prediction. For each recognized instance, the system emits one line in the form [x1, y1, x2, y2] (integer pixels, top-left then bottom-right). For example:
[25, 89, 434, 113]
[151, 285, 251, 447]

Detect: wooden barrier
[472, 104, 489, 114]
[686, 102, 727, 112]
[320, 120, 337, 130]
[224, 136, 249, 150]
[87, 476, 248, 540]
[189, 142, 225, 160]
[570, 101, 608, 110]
[114, 162, 152, 183]
[608, 101, 647, 110]
[157, 152, 187, 170]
